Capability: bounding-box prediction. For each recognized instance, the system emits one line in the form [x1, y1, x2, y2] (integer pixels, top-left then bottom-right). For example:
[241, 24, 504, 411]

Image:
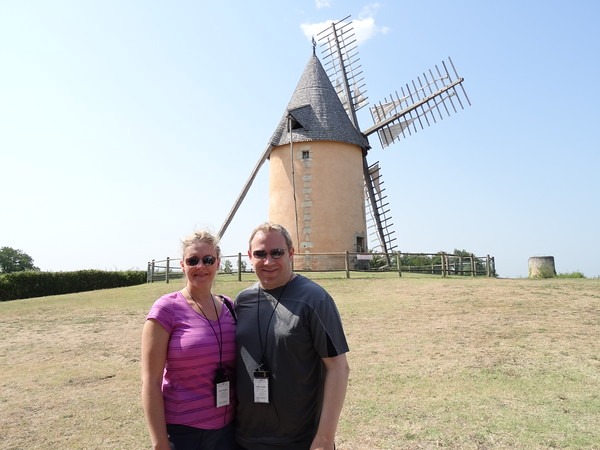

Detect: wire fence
[147, 251, 496, 283]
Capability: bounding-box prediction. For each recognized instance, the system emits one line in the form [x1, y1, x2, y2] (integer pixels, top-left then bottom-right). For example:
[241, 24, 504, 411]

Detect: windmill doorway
[355, 236, 365, 252]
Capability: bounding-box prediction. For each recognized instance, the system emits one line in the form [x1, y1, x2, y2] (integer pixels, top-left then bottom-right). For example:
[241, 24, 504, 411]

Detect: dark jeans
[167, 422, 237, 450]
[236, 443, 335, 450]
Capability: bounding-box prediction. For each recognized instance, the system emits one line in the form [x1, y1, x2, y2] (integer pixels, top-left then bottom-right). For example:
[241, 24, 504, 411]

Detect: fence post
[397, 251, 402, 277]
[147, 261, 151, 283]
[486, 254, 491, 277]
[345, 251, 350, 279]
[442, 252, 447, 277]
[166, 257, 170, 284]
[470, 254, 476, 277]
[237, 253, 242, 282]
[446, 253, 450, 277]
[151, 259, 156, 283]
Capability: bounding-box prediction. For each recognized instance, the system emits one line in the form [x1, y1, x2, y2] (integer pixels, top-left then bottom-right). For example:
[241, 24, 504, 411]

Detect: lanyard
[256, 283, 289, 370]
[187, 289, 223, 369]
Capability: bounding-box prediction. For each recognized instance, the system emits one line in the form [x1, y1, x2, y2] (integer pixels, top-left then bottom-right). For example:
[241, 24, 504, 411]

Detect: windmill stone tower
[268, 51, 370, 268]
[218, 17, 470, 270]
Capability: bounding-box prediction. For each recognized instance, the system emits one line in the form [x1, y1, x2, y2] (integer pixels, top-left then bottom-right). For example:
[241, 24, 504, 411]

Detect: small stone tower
[267, 53, 370, 269]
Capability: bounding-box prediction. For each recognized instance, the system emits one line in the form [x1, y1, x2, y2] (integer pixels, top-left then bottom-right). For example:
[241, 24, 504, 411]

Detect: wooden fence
[147, 251, 496, 283]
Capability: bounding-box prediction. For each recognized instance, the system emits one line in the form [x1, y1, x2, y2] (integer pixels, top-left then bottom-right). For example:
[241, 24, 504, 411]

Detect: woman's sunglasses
[185, 255, 217, 266]
[252, 248, 286, 259]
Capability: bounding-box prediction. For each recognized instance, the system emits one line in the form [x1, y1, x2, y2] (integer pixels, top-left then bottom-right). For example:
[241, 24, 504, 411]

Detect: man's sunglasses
[252, 248, 287, 260]
[185, 255, 217, 266]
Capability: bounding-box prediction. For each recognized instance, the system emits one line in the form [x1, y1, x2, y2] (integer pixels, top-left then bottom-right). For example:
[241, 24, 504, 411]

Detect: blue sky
[1, 1, 598, 278]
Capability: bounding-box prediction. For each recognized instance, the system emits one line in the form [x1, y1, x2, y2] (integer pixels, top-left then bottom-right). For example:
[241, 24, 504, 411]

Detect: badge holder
[215, 368, 230, 408]
[253, 364, 270, 404]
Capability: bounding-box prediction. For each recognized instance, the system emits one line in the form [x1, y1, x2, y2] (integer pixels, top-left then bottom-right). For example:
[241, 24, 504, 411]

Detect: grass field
[1, 274, 599, 449]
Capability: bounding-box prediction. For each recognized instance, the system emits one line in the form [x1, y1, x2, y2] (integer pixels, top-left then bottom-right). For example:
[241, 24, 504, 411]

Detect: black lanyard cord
[187, 289, 224, 369]
[256, 282, 290, 370]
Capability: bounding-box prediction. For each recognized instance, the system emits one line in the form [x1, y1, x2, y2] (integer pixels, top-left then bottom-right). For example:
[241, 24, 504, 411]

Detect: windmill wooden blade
[363, 159, 397, 255]
[317, 15, 368, 128]
[365, 57, 471, 148]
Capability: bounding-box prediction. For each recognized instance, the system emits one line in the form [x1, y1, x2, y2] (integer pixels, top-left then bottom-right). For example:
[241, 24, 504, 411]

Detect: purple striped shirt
[147, 291, 236, 429]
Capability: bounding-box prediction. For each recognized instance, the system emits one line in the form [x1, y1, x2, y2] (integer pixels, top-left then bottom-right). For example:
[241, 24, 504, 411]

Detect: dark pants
[167, 422, 237, 450]
[236, 442, 335, 450]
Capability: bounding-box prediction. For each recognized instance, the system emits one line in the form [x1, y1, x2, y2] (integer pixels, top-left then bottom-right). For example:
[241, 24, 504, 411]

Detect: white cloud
[300, 3, 389, 45]
[355, 3, 390, 43]
[358, 2, 381, 20]
[315, 0, 332, 9]
[300, 20, 335, 42]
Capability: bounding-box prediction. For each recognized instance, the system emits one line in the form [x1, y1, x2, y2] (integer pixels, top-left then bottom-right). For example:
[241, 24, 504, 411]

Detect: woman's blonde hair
[181, 230, 221, 258]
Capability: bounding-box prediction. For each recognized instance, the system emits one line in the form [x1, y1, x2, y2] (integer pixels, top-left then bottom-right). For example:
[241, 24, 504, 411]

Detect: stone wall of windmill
[269, 140, 367, 271]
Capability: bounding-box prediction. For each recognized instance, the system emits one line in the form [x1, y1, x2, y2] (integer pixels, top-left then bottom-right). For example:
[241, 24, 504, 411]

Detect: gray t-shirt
[235, 274, 349, 449]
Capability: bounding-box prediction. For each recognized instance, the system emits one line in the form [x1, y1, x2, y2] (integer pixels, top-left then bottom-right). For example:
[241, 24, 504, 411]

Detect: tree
[0, 247, 40, 273]
[400, 253, 433, 268]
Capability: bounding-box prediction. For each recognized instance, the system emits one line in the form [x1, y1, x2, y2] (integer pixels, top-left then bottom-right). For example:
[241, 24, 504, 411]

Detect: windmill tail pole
[217, 144, 273, 239]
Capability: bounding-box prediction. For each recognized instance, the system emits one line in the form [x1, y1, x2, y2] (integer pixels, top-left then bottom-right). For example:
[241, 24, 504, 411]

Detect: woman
[141, 231, 237, 450]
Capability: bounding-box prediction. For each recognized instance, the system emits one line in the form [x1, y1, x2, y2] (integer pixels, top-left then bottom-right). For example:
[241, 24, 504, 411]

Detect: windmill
[218, 16, 470, 268]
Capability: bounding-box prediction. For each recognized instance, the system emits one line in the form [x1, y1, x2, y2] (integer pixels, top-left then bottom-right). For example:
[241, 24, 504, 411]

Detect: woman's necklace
[186, 288, 224, 366]
[186, 288, 217, 319]
[185, 288, 230, 408]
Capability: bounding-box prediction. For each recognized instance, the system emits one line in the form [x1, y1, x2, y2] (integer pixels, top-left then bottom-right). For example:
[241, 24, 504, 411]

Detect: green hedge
[0, 270, 147, 301]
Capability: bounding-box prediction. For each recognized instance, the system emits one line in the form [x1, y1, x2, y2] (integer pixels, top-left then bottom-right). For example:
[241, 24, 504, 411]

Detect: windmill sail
[317, 15, 368, 128]
[364, 161, 397, 254]
[365, 58, 471, 147]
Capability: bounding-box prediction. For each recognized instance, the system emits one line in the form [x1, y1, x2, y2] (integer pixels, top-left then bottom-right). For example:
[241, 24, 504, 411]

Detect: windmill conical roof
[269, 54, 369, 149]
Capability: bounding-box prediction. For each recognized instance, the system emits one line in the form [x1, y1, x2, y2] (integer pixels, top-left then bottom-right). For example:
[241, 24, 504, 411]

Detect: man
[235, 222, 350, 450]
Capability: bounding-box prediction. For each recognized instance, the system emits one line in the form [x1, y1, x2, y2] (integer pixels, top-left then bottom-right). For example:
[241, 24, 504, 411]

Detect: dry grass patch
[332, 277, 600, 449]
[1, 276, 599, 449]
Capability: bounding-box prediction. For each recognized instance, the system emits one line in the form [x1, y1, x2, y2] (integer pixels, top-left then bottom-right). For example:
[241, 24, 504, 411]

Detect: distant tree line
[369, 248, 489, 274]
[0, 247, 39, 273]
[0, 247, 147, 301]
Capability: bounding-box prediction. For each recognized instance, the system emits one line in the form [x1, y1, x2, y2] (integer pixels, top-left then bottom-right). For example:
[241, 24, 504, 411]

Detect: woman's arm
[141, 319, 171, 450]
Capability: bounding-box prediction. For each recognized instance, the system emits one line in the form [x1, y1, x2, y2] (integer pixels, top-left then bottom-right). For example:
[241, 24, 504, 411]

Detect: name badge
[215, 369, 230, 408]
[253, 369, 270, 403]
[216, 381, 230, 407]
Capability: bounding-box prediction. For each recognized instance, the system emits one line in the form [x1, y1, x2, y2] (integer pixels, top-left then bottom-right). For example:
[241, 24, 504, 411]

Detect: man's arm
[310, 353, 350, 450]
